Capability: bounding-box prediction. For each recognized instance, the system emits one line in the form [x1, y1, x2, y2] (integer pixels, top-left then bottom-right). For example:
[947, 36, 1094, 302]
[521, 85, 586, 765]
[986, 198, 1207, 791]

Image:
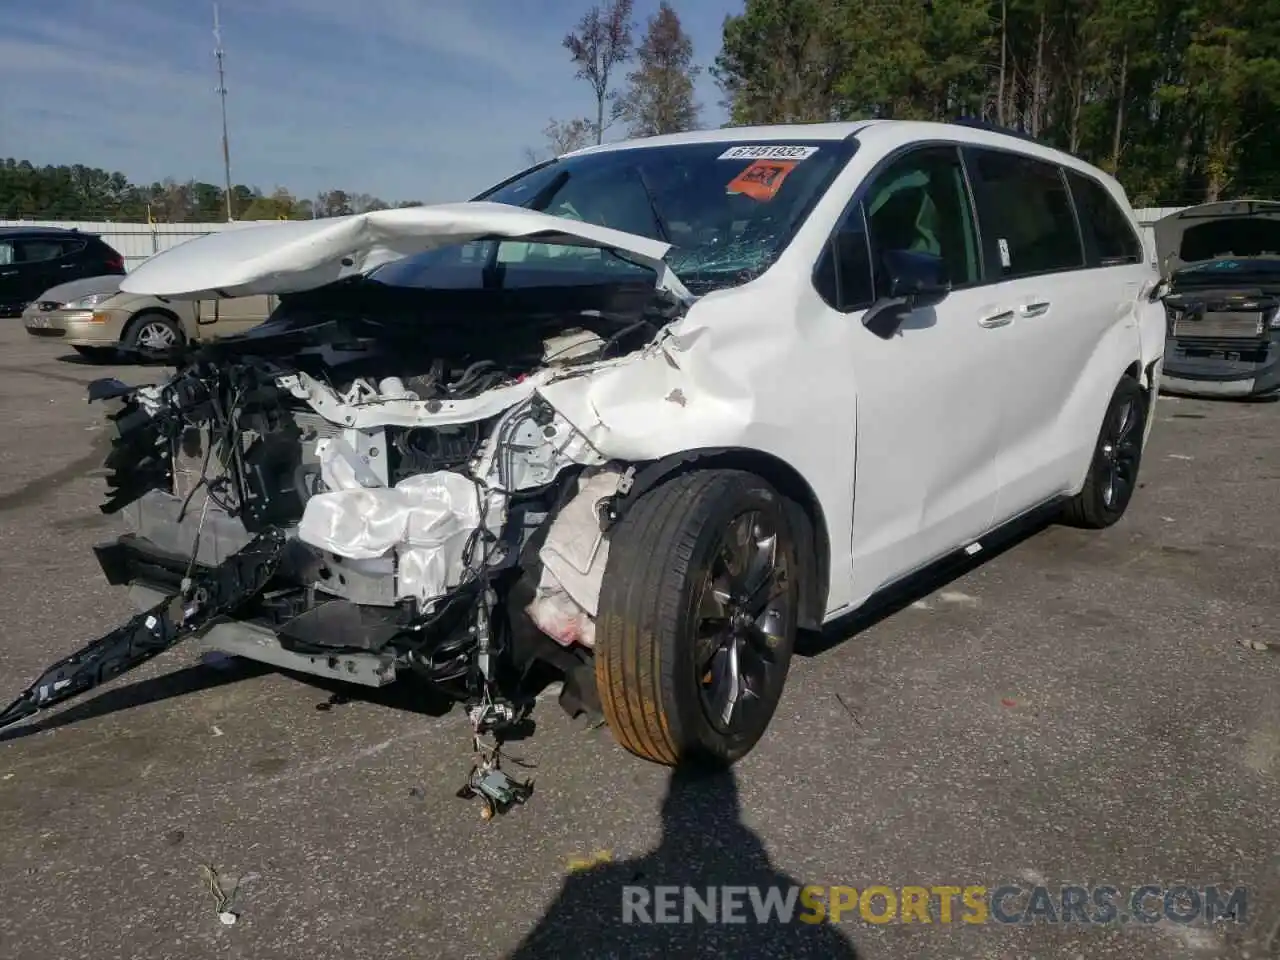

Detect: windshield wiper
[630, 166, 671, 243]
[527, 169, 570, 213]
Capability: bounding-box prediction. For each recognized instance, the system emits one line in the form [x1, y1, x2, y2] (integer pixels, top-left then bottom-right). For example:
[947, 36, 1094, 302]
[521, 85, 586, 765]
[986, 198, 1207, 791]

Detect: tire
[122, 312, 184, 360]
[72, 345, 117, 362]
[1060, 375, 1147, 529]
[594, 469, 800, 768]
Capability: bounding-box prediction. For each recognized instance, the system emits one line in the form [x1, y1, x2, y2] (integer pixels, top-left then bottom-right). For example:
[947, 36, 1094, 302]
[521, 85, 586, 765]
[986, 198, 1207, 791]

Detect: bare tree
[523, 117, 598, 166]
[620, 2, 701, 137]
[563, 0, 636, 144]
[546, 117, 596, 154]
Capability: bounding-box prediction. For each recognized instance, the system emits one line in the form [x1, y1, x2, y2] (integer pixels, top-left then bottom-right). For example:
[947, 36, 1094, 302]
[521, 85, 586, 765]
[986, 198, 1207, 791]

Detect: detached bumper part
[0, 529, 287, 731]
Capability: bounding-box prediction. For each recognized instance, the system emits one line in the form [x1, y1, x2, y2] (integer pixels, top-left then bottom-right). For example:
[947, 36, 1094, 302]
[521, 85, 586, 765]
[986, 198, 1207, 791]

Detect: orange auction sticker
[726, 160, 798, 201]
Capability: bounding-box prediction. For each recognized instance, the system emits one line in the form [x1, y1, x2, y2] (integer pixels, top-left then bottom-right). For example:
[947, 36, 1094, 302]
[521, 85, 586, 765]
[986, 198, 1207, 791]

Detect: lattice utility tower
[214, 3, 233, 222]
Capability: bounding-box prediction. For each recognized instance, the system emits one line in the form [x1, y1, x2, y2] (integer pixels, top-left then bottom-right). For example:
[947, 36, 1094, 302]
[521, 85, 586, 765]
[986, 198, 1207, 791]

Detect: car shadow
[0, 650, 463, 743]
[1158, 386, 1280, 404]
[54, 349, 170, 367]
[504, 764, 861, 959]
[54, 352, 109, 366]
[798, 503, 1060, 658]
[0, 655, 273, 743]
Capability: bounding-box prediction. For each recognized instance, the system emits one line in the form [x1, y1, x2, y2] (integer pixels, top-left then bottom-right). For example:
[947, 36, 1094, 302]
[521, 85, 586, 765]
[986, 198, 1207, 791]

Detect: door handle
[978, 310, 1014, 328]
[1019, 300, 1051, 317]
[0, 270, 16, 277]
[59, 263, 77, 269]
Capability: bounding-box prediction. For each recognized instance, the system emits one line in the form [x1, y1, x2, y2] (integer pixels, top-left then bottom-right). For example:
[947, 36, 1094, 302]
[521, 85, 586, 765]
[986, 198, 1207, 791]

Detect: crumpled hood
[120, 201, 690, 301]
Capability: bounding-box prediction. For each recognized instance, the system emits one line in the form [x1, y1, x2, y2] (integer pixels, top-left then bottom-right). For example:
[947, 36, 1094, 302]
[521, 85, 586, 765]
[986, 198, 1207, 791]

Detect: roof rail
[949, 117, 1043, 146]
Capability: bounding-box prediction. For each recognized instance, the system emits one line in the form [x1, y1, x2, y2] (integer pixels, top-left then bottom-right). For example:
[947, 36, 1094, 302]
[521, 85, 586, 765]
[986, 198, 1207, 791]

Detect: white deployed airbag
[297, 470, 495, 603]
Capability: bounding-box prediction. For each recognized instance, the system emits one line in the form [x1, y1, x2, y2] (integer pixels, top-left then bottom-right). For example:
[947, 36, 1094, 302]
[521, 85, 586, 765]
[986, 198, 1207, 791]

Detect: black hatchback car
[0, 226, 127, 318]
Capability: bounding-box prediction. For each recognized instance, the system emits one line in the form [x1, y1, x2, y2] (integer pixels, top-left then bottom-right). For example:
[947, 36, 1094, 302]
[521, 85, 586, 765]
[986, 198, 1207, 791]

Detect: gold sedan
[23, 274, 276, 361]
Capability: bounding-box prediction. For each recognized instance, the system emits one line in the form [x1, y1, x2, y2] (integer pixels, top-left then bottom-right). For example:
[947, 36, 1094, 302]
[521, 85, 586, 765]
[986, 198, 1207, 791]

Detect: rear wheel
[1060, 375, 1147, 528]
[594, 469, 799, 768]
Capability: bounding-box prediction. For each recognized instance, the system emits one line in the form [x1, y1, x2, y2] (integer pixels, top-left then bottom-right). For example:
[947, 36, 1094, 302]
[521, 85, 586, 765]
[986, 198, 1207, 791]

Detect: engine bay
[0, 274, 687, 761]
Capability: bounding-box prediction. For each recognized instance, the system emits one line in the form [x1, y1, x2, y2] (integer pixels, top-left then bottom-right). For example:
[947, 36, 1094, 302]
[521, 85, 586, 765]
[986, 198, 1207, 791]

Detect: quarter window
[968, 150, 1084, 278]
[1066, 170, 1142, 266]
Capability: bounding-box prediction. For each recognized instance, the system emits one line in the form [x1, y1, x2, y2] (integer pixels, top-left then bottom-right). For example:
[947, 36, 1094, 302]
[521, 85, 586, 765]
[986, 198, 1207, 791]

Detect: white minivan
[3, 120, 1167, 774]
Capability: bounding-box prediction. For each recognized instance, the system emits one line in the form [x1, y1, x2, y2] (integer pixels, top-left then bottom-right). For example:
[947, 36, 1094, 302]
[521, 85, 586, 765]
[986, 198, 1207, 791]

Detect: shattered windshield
[372, 140, 857, 294]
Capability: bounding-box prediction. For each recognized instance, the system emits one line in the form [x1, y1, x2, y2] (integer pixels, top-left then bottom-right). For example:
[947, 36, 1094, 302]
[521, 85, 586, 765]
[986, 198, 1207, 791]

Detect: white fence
[4, 208, 1187, 272]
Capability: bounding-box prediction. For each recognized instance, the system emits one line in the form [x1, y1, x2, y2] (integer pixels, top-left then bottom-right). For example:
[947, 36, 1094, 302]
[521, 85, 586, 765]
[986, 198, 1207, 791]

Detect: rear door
[962, 147, 1124, 518]
[0, 239, 20, 309]
[13, 237, 72, 303]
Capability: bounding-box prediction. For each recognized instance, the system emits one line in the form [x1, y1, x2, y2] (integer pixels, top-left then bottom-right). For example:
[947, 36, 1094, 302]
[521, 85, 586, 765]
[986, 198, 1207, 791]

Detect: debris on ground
[199, 862, 250, 926]
[566, 850, 613, 872]
[1238, 638, 1272, 652]
[456, 735, 535, 821]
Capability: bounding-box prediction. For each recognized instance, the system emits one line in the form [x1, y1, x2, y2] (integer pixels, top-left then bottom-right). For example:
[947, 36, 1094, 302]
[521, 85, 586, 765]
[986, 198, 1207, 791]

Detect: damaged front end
[1155, 200, 1280, 398]
[2, 267, 687, 739]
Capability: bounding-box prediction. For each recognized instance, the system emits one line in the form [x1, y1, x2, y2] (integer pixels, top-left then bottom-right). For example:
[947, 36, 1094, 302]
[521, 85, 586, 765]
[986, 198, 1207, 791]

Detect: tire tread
[595, 470, 766, 765]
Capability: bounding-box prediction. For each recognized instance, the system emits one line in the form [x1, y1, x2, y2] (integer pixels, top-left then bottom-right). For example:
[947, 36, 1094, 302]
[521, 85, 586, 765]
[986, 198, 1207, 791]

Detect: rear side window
[16, 239, 66, 263]
[967, 149, 1084, 278]
[1066, 171, 1142, 266]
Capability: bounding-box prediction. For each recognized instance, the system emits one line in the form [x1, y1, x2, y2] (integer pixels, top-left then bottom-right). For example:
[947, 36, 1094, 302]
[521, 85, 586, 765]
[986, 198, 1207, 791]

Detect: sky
[0, 0, 735, 205]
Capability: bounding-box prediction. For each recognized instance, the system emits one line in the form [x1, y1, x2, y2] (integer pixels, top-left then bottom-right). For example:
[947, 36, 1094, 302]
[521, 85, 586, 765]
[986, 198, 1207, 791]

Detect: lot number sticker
[718, 145, 820, 161]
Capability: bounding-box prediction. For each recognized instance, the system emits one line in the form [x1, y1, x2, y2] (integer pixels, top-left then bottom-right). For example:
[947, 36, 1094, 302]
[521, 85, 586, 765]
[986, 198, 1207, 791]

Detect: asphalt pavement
[0, 325, 1278, 960]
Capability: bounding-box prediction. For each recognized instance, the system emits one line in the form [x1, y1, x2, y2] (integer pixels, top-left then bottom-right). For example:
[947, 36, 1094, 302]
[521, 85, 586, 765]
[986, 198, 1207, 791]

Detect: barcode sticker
[718, 145, 819, 161]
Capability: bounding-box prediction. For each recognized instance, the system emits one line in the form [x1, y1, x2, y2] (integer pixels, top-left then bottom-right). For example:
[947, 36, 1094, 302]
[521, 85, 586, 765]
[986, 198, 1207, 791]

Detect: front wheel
[123, 312, 184, 361]
[1060, 375, 1147, 529]
[593, 469, 799, 768]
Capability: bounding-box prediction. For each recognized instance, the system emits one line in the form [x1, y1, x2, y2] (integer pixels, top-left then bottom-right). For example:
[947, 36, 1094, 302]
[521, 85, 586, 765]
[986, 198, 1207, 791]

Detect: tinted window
[0, 241, 13, 266]
[814, 202, 874, 311]
[1066, 171, 1141, 266]
[969, 150, 1083, 277]
[816, 145, 980, 312]
[17, 239, 65, 263]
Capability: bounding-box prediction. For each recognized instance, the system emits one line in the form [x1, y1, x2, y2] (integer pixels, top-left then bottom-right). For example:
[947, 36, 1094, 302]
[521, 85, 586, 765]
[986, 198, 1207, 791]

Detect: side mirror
[862, 249, 950, 339]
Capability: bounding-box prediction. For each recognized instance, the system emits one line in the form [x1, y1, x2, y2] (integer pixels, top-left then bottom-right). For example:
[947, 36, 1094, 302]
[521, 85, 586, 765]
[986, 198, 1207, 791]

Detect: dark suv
[0, 227, 127, 318]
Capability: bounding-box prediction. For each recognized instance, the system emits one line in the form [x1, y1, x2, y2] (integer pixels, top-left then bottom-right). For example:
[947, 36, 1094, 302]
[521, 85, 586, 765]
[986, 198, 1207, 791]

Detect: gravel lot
[0, 325, 1277, 960]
